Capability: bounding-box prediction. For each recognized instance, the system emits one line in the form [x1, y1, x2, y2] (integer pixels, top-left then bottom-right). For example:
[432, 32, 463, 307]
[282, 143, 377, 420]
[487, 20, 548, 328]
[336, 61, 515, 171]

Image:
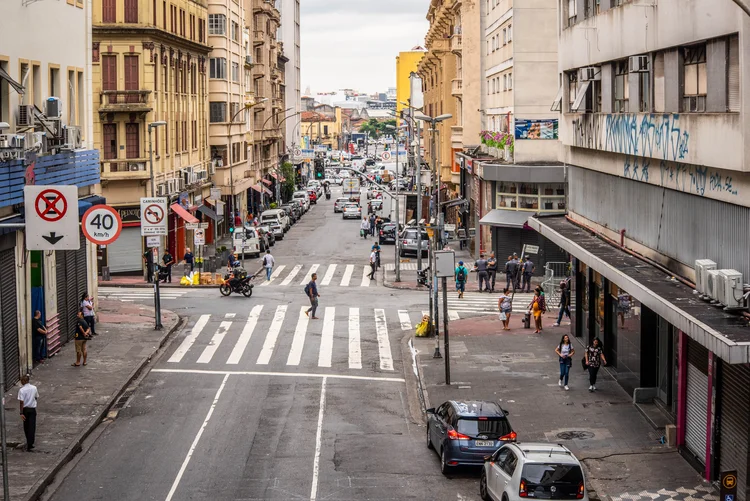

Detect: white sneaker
[553, 323, 560, 326]
[592, 385, 596, 391]
[564, 385, 570, 391]
[588, 385, 593, 392]
[558, 379, 563, 387]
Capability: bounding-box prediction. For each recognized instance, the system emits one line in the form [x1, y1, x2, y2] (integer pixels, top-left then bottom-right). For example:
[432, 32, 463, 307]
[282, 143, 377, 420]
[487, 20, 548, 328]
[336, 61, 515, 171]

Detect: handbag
[360, 229, 364, 237]
[581, 358, 588, 371]
[499, 311, 507, 321]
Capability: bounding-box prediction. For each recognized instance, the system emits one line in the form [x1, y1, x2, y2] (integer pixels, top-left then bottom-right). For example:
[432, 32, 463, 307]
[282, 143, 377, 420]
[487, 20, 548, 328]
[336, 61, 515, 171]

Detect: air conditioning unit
[578, 67, 600, 81]
[177, 178, 186, 191]
[167, 179, 176, 193]
[157, 184, 167, 196]
[0, 135, 9, 149]
[128, 162, 145, 171]
[706, 269, 722, 303]
[17, 105, 35, 127]
[628, 55, 649, 73]
[716, 269, 743, 308]
[209, 161, 217, 175]
[245, 55, 253, 65]
[694, 259, 717, 297]
[63, 125, 82, 150]
[45, 97, 62, 118]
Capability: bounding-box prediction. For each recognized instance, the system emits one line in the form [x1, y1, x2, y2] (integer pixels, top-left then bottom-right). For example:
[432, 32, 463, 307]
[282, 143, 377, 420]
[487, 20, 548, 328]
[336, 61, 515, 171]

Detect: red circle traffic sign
[82, 205, 123, 246]
[35, 189, 67, 222]
[144, 204, 165, 225]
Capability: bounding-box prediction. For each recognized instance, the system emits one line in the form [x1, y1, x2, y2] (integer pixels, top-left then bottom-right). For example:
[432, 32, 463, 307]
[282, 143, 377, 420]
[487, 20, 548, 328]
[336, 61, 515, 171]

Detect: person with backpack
[454, 260, 469, 298]
[262, 250, 275, 281]
[304, 273, 320, 319]
[553, 281, 571, 326]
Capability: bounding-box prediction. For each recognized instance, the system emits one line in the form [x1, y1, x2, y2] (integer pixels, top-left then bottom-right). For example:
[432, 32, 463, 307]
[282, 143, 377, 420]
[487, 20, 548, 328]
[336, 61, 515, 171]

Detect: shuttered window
[124, 0, 138, 23]
[125, 123, 140, 158]
[102, 0, 116, 23]
[101, 55, 117, 91]
[102, 124, 117, 160]
[728, 35, 740, 112]
[124, 55, 139, 103]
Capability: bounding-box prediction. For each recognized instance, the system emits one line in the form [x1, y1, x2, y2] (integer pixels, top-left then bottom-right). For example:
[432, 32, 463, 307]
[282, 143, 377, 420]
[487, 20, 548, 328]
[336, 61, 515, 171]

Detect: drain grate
[556, 430, 595, 440]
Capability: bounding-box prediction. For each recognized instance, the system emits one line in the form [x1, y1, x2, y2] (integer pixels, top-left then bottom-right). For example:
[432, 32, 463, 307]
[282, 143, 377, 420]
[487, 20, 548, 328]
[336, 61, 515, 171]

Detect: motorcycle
[220, 268, 255, 297]
[417, 267, 431, 288]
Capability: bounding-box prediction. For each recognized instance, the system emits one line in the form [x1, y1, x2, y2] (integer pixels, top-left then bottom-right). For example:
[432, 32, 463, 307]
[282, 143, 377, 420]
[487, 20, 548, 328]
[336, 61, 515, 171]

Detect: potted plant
[531, 202, 539, 209]
[556, 187, 565, 195]
[510, 200, 517, 208]
[499, 200, 507, 207]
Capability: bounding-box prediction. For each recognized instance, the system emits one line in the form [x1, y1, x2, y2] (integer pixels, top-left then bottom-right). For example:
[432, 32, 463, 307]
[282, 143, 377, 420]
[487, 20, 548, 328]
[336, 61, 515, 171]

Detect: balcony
[100, 158, 150, 181]
[254, 0, 280, 20]
[450, 125, 463, 148]
[253, 30, 265, 46]
[451, 78, 463, 97]
[272, 97, 283, 110]
[252, 63, 265, 79]
[99, 90, 152, 113]
[451, 34, 462, 54]
[271, 65, 280, 80]
[244, 55, 253, 68]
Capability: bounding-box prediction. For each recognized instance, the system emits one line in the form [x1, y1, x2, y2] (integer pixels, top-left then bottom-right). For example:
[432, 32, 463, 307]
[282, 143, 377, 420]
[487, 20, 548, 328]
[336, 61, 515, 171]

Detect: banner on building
[514, 119, 558, 140]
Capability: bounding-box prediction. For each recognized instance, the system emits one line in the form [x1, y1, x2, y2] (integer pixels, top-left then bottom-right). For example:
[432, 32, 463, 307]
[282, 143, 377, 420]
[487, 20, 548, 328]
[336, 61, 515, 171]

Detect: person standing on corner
[18, 375, 39, 452]
[184, 248, 194, 272]
[511, 253, 522, 290]
[162, 249, 174, 283]
[487, 252, 498, 292]
[585, 337, 607, 392]
[144, 248, 154, 283]
[528, 288, 546, 333]
[31, 310, 47, 364]
[504, 255, 515, 291]
[72, 310, 91, 367]
[455, 260, 469, 298]
[497, 288, 513, 330]
[554, 281, 572, 326]
[555, 334, 575, 391]
[474, 254, 489, 292]
[262, 249, 275, 281]
[80, 292, 97, 336]
[522, 256, 535, 293]
[305, 273, 320, 319]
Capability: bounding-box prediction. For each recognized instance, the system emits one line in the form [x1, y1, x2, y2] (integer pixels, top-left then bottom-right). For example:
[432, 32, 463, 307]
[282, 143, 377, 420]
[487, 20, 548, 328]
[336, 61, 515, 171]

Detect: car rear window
[521, 463, 583, 498]
[261, 215, 277, 222]
[456, 417, 511, 438]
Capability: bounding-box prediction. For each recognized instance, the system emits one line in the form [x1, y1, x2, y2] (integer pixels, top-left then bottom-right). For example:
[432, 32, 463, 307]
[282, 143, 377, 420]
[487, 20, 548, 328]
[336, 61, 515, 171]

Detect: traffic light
[229, 226, 235, 233]
[314, 158, 324, 179]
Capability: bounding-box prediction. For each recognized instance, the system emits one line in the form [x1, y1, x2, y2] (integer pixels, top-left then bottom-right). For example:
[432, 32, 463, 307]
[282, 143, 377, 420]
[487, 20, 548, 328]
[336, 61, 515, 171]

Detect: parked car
[307, 190, 318, 204]
[290, 199, 305, 217]
[293, 191, 311, 212]
[480, 443, 587, 501]
[370, 199, 383, 212]
[279, 204, 298, 224]
[269, 221, 284, 240]
[426, 400, 516, 475]
[329, 176, 343, 186]
[232, 226, 262, 259]
[399, 228, 430, 257]
[379, 222, 400, 244]
[334, 197, 350, 213]
[342, 203, 362, 219]
[260, 209, 290, 232]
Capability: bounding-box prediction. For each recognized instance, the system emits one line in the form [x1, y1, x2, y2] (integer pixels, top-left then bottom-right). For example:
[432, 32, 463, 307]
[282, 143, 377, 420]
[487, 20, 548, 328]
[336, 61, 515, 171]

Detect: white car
[480, 443, 589, 501]
[329, 176, 343, 186]
[293, 191, 310, 211]
[342, 203, 362, 219]
[334, 197, 350, 213]
[268, 221, 284, 239]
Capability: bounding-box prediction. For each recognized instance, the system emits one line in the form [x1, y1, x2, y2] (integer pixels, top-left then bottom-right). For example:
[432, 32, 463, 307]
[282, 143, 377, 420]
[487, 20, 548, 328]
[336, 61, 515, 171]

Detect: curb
[99, 282, 218, 289]
[23, 311, 185, 501]
[400, 332, 428, 426]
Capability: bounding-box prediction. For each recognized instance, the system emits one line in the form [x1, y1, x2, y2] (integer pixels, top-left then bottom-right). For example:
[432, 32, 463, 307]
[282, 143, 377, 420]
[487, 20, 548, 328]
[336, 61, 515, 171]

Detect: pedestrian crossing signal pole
[442, 276, 450, 385]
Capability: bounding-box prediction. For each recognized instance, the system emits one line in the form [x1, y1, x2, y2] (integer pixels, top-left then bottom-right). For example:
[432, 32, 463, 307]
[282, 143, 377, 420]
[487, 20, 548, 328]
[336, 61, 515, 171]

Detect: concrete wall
[280, 0, 301, 151]
[461, 0, 482, 145]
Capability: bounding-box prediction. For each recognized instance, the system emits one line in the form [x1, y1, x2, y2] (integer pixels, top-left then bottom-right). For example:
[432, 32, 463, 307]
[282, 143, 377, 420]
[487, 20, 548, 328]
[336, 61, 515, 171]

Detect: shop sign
[116, 206, 142, 224]
[515, 118, 559, 140]
[466, 158, 473, 175]
[721, 471, 738, 501]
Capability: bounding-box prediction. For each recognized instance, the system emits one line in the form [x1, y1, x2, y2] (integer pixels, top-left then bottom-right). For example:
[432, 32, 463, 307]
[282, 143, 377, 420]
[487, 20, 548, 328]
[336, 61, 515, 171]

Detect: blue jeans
[456, 281, 465, 293]
[265, 267, 273, 280]
[559, 359, 571, 385]
[556, 305, 571, 324]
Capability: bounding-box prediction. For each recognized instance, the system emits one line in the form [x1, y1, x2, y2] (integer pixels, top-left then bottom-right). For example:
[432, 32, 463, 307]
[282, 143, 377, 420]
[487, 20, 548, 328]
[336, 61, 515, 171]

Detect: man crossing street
[367, 249, 377, 280]
[262, 250, 275, 281]
[305, 273, 320, 319]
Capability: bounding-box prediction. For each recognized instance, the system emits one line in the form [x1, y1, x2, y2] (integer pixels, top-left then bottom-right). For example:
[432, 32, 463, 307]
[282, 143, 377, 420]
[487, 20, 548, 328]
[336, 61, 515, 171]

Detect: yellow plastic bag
[180, 276, 190, 286]
[192, 273, 200, 285]
[415, 316, 431, 337]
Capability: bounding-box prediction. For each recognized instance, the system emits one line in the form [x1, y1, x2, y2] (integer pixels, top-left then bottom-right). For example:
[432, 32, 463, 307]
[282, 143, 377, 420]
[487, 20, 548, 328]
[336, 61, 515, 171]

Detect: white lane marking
[286, 306, 309, 366]
[374, 309, 394, 371]
[260, 264, 286, 286]
[318, 307, 335, 368]
[152, 368, 405, 383]
[320, 264, 337, 286]
[280, 265, 302, 286]
[361, 265, 372, 287]
[225, 313, 236, 319]
[340, 264, 354, 286]
[348, 308, 361, 369]
[398, 310, 412, 331]
[300, 264, 320, 285]
[256, 305, 287, 364]
[197, 321, 232, 364]
[165, 373, 229, 501]
[227, 305, 263, 364]
[310, 377, 327, 501]
[168, 314, 211, 363]
[448, 310, 461, 321]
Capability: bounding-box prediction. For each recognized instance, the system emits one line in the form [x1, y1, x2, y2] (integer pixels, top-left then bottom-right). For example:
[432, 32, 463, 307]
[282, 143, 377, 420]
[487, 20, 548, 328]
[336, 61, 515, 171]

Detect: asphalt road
[51, 185, 481, 501]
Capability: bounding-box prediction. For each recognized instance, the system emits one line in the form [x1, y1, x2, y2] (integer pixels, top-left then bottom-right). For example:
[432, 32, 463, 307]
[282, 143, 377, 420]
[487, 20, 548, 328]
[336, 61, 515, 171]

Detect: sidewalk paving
[2, 299, 181, 501]
[413, 310, 716, 501]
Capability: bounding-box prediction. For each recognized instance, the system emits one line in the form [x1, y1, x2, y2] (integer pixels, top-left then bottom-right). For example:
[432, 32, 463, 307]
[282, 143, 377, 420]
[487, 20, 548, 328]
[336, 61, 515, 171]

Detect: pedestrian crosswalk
[445, 291, 535, 313]
[98, 287, 187, 301]
[383, 263, 419, 271]
[259, 264, 376, 287]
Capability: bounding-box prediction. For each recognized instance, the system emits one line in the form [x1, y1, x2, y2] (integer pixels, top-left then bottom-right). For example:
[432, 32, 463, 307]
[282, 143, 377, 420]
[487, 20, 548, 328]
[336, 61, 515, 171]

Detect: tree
[358, 118, 399, 139]
[279, 161, 297, 200]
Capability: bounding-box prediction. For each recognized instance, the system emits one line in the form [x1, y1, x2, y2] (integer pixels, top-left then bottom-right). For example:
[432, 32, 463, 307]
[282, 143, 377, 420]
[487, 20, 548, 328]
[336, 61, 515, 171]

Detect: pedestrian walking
[528, 288, 546, 333]
[522, 256, 535, 292]
[143, 249, 154, 283]
[497, 288, 512, 330]
[262, 250, 275, 280]
[367, 249, 377, 280]
[184, 248, 194, 272]
[474, 254, 490, 292]
[487, 252, 498, 292]
[72, 310, 90, 367]
[360, 217, 370, 239]
[455, 261, 469, 298]
[18, 375, 38, 451]
[80, 292, 97, 336]
[585, 338, 607, 392]
[369, 213, 377, 236]
[553, 281, 571, 326]
[31, 310, 47, 363]
[371, 242, 381, 269]
[161, 250, 174, 283]
[555, 334, 575, 391]
[304, 273, 320, 319]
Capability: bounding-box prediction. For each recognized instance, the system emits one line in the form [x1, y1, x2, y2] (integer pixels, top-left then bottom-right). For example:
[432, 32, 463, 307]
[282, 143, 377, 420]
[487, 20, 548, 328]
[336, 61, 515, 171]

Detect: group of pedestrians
[461, 252, 536, 294]
[360, 214, 382, 239]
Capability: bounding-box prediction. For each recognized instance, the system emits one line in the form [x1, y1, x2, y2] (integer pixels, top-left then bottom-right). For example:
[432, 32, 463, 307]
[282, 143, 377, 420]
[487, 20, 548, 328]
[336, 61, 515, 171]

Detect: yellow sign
[723, 474, 737, 489]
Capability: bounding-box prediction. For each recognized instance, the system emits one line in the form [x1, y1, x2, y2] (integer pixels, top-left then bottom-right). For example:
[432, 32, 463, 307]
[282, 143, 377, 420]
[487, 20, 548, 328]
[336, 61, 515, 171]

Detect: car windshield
[261, 216, 277, 222]
[345, 204, 358, 209]
[456, 418, 511, 438]
[521, 464, 583, 486]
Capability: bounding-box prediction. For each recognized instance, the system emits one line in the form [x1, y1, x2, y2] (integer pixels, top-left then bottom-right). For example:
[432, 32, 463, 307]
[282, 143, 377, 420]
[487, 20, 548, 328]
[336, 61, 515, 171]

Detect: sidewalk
[2, 299, 181, 501]
[413, 310, 716, 501]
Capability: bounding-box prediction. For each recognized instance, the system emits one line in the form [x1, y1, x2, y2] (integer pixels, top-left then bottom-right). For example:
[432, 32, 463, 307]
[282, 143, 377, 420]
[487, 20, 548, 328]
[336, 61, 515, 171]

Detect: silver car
[399, 228, 429, 257]
[269, 221, 284, 239]
[334, 197, 350, 213]
[342, 203, 362, 219]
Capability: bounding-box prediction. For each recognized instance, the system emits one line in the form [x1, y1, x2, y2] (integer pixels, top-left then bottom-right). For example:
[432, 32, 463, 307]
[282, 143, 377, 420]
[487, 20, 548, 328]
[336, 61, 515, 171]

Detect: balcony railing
[451, 34, 462, 53]
[451, 78, 463, 97]
[99, 90, 152, 112]
[100, 158, 151, 180]
[253, 30, 265, 45]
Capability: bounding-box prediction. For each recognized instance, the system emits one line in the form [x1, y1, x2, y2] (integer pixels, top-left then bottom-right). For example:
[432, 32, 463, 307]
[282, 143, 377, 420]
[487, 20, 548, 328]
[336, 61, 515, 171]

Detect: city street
[49, 187, 482, 500]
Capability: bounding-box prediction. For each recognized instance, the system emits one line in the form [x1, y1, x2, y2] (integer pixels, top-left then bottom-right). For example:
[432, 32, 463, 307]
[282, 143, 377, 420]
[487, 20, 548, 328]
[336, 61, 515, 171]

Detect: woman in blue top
[554, 334, 575, 391]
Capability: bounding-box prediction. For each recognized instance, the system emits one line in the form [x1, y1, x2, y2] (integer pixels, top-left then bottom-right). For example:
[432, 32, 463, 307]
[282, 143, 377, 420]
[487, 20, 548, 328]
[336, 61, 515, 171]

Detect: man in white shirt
[367, 250, 377, 280]
[262, 250, 275, 281]
[18, 375, 39, 451]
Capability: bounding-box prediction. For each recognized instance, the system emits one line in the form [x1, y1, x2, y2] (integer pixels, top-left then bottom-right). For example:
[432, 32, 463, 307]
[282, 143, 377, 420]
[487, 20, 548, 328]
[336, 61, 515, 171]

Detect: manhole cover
[556, 430, 595, 440]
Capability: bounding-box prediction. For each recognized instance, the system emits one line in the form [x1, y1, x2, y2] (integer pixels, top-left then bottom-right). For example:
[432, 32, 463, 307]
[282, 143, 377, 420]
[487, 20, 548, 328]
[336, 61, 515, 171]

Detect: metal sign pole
[442, 276, 450, 385]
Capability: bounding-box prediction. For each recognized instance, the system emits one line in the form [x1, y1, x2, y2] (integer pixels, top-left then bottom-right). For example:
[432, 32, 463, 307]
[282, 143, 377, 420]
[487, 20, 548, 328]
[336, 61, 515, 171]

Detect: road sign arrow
[42, 232, 64, 245]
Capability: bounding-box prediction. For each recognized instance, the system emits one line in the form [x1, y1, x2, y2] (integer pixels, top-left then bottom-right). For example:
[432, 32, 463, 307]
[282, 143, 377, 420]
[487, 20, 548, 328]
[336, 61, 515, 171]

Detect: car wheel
[426, 427, 434, 450]
[480, 470, 492, 501]
[440, 448, 451, 476]
[399, 249, 406, 258]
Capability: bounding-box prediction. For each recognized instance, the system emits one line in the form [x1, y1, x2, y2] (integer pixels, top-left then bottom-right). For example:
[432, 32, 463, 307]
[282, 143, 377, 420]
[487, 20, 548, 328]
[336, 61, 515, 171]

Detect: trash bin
[523, 312, 531, 329]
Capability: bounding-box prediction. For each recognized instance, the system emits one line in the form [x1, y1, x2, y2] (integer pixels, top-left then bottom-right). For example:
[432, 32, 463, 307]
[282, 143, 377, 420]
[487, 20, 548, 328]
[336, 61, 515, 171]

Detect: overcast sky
[300, 0, 428, 95]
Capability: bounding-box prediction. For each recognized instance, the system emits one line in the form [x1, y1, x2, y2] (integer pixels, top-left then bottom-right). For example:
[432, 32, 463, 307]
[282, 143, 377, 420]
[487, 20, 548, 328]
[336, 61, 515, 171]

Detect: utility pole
[148, 122, 166, 330]
[0, 323, 9, 501]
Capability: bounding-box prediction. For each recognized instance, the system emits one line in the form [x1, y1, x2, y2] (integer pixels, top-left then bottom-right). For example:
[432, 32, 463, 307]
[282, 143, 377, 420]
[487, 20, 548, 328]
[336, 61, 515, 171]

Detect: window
[231, 62, 239, 82]
[508, 73, 512, 90]
[507, 24, 512, 41]
[190, 14, 195, 39]
[728, 35, 740, 112]
[163, 1, 166, 28]
[102, 0, 115, 23]
[209, 14, 226, 35]
[191, 65, 197, 93]
[102, 55, 117, 91]
[165, 123, 168, 151]
[182, 121, 187, 151]
[153, 0, 157, 25]
[683, 44, 707, 112]
[102, 124, 117, 160]
[171, 5, 176, 33]
[199, 18, 205, 42]
[503, 74, 507, 91]
[180, 9, 185, 37]
[232, 21, 239, 41]
[613, 60, 629, 113]
[209, 58, 226, 79]
[230, 102, 239, 120]
[154, 127, 158, 155]
[653, 52, 665, 112]
[124, 55, 139, 103]
[77, 70, 84, 126]
[192, 120, 197, 148]
[125, 123, 140, 158]
[503, 28, 507, 45]
[124, 0, 138, 23]
[568, 0, 577, 25]
[210, 101, 226, 122]
[638, 65, 650, 112]
[568, 72, 578, 110]
[324, 125, 329, 135]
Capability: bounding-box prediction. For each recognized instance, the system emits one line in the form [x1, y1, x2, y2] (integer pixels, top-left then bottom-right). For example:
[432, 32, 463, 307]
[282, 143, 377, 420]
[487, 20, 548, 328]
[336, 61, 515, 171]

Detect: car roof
[504, 443, 579, 462]
[448, 400, 507, 418]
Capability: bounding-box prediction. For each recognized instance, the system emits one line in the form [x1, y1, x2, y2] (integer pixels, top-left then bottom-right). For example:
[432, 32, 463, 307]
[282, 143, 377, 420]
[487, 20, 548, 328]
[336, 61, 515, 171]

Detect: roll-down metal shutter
[56, 231, 89, 344]
[106, 227, 142, 273]
[0, 249, 19, 387]
[719, 363, 750, 500]
[64, 248, 78, 342]
[56, 250, 70, 345]
[685, 341, 709, 464]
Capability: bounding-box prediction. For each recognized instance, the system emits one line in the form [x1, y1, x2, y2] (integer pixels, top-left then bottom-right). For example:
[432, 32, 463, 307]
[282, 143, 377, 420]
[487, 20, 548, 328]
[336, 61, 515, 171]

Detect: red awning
[171, 203, 199, 223]
[261, 179, 272, 186]
[262, 187, 273, 196]
[270, 172, 278, 180]
[250, 184, 262, 193]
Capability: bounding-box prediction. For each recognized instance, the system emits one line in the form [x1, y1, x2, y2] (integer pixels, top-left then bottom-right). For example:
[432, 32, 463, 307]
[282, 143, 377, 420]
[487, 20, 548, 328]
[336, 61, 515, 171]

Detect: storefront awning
[270, 172, 278, 180]
[170, 203, 199, 224]
[479, 210, 533, 229]
[528, 216, 750, 364]
[262, 187, 273, 196]
[0, 66, 24, 95]
[250, 184, 262, 194]
[261, 179, 272, 186]
[196, 204, 223, 222]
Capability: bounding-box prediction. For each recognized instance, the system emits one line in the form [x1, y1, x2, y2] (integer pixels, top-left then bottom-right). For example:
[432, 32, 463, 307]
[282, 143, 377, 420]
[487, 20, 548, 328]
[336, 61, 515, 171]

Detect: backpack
[304, 283, 310, 295]
[456, 267, 467, 283]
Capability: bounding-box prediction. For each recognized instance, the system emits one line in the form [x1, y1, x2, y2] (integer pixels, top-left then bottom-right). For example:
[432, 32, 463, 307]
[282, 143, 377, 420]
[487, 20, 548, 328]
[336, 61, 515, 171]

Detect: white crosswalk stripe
[374, 309, 394, 371]
[98, 288, 186, 300]
[398, 310, 412, 331]
[318, 307, 335, 368]
[168, 314, 210, 363]
[260, 265, 285, 286]
[257, 305, 287, 364]
[383, 263, 418, 271]
[300, 264, 320, 285]
[280, 265, 302, 286]
[446, 292, 534, 313]
[197, 321, 231, 364]
[340, 265, 354, 286]
[360, 265, 371, 287]
[227, 305, 262, 364]
[286, 306, 309, 366]
[320, 264, 337, 286]
[348, 307, 361, 369]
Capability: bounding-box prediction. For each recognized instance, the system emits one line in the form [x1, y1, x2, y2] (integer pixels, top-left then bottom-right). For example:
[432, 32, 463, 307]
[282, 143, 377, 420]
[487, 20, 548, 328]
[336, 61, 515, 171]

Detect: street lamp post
[386, 124, 408, 283]
[147, 120, 167, 331]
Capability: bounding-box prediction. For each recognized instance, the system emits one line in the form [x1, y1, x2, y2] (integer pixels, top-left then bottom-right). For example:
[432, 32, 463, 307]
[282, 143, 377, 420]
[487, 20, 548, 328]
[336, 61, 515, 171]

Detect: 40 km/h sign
[82, 205, 123, 246]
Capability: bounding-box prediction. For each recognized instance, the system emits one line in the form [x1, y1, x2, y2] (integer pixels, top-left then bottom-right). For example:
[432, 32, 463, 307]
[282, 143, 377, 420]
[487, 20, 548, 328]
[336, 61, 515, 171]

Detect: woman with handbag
[555, 334, 575, 390]
[584, 337, 607, 392]
[497, 288, 512, 330]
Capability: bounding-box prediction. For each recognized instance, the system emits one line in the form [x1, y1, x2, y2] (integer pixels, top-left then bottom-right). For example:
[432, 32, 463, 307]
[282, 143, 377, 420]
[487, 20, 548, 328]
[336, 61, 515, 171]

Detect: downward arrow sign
[42, 232, 64, 245]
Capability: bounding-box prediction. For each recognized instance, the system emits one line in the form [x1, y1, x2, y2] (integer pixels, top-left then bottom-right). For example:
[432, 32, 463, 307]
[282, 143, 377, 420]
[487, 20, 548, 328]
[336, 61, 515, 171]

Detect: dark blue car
[426, 400, 516, 475]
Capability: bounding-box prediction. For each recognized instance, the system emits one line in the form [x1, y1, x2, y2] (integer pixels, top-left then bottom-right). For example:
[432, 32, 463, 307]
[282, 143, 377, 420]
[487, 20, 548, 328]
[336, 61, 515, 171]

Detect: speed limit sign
[82, 205, 123, 245]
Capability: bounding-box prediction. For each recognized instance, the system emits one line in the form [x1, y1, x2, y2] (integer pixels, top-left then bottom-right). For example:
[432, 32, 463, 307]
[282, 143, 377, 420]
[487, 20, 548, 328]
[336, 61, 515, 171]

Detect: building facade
[395, 49, 425, 120]
[279, 0, 301, 156]
[545, 0, 750, 496]
[0, 0, 101, 384]
[93, 0, 212, 273]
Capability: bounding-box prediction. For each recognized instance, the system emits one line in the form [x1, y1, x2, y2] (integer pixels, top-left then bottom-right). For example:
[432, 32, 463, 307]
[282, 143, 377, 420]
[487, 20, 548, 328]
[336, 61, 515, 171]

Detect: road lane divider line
[280, 265, 302, 286]
[197, 321, 232, 364]
[318, 307, 335, 368]
[286, 306, 309, 366]
[320, 264, 336, 286]
[168, 314, 211, 363]
[256, 305, 287, 365]
[260, 264, 286, 286]
[300, 264, 320, 286]
[360, 265, 370, 287]
[348, 308, 361, 369]
[398, 310, 412, 331]
[310, 377, 327, 501]
[227, 305, 263, 364]
[151, 368, 405, 383]
[164, 373, 229, 501]
[340, 264, 354, 286]
[374, 309, 394, 371]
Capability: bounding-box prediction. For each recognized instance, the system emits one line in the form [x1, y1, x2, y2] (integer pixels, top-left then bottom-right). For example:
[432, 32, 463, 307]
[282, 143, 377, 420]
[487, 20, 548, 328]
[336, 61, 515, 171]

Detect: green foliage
[270, 202, 278, 209]
[358, 118, 398, 139]
[279, 162, 297, 199]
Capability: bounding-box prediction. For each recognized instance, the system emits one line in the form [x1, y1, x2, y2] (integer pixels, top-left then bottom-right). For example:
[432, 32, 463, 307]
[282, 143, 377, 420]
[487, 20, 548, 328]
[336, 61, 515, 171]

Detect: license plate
[475, 440, 494, 447]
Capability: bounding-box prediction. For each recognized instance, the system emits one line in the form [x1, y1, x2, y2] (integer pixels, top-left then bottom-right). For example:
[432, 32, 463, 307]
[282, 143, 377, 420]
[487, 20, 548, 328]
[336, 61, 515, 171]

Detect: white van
[292, 191, 310, 211]
[260, 209, 290, 233]
[233, 227, 261, 259]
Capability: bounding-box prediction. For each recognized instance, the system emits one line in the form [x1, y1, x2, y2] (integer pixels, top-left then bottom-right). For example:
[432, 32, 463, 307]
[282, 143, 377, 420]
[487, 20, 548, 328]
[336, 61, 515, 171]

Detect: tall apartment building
[93, 0, 212, 272]
[542, 0, 750, 495]
[279, 0, 301, 158]
[0, 0, 101, 383]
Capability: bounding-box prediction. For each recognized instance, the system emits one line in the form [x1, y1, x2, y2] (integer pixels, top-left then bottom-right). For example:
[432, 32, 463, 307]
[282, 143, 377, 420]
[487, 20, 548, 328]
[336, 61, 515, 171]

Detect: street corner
[97, 297, 180, 330]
